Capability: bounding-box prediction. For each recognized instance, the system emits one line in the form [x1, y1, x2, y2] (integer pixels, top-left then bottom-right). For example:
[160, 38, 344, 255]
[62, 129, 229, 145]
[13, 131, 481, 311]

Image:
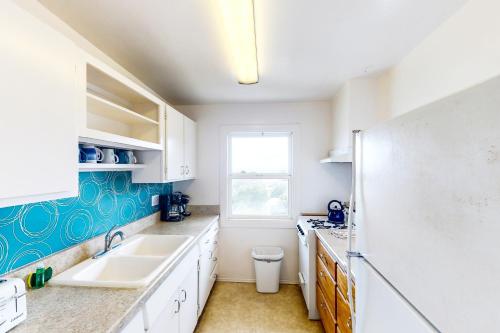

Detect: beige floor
[195, 282, 324, 333]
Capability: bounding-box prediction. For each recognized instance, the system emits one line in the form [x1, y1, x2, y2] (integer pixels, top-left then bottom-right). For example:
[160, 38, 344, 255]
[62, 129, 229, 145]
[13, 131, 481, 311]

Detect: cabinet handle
[185, 166, 190, 175]
[213, 240, 218, 245]
[180, 289, 187, 302]
[208, 250, 213, 259]
[174, 299, 181, 313]
[347, 317, 351, 329]
[213, 257, 218, 262]
[319, 271, 324, 278]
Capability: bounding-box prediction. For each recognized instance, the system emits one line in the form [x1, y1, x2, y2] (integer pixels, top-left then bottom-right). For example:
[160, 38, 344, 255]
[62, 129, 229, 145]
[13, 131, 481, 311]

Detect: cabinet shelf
[79, 129, 162, 151]
[79, 163, 146, 172]
[87, 92, 159, 126]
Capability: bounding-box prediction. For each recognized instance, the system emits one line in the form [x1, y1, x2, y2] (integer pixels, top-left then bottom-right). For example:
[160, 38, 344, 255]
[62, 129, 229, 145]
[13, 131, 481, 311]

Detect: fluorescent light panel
[218, 0, 259, 84]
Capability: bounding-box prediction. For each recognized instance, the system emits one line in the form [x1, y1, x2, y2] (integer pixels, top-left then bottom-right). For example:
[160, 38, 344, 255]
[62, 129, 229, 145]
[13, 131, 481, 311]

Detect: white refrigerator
[348, 75, 500, 333]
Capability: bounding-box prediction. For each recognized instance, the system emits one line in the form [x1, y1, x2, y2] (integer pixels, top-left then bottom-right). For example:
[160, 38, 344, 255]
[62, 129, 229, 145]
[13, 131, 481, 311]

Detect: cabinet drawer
[316, 256, 336, 314]
[337, 288, 353, 333]
[316, 283, 336, 333]
[317, 239, 336, 281]
[337, 265, 355, 302]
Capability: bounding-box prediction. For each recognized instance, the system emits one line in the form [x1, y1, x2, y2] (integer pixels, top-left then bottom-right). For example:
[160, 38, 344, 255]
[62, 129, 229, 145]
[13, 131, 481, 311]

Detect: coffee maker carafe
[160, 192, 191, 222]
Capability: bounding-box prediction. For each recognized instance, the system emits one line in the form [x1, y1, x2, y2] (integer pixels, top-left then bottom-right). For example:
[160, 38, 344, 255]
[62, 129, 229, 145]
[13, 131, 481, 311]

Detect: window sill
[221, 218, 296, 229]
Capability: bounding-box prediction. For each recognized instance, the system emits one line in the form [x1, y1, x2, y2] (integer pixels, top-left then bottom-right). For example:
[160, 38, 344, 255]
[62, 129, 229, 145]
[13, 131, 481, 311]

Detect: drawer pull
[174, 299, 181, 314]
[319, 271, 324, 277]
[180, 289, 187, 302]
[213, 240, 218, 245]
[213, 257, 218, 262]
[347, 317, 351, 329]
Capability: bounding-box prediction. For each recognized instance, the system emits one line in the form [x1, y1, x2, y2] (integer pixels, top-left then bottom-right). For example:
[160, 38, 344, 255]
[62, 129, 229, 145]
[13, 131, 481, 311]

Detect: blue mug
[117, 150, 137, 164]
[79, 145, 103, 164]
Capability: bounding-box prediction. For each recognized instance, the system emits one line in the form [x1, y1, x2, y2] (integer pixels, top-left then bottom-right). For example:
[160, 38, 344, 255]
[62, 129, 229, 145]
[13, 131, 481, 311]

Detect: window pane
[231, 179, 289, 216]
[231, 134, 289, 174]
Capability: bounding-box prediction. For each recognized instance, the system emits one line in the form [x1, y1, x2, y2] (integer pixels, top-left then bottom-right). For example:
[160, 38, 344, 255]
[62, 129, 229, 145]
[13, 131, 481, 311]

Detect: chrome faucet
[93, 225, 125, 259]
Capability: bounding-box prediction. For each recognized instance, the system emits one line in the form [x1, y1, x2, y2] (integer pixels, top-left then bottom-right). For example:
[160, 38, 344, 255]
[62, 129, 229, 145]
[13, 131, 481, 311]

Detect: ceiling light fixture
[218, 0, 259, 84]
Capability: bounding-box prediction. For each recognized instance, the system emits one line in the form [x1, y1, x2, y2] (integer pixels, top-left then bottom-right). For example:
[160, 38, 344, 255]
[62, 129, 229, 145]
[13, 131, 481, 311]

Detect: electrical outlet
[151, 195, 160, 207]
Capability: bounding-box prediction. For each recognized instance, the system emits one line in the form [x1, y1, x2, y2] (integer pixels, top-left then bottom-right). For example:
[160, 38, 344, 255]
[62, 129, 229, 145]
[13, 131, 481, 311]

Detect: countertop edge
[315, 230, 355, 280]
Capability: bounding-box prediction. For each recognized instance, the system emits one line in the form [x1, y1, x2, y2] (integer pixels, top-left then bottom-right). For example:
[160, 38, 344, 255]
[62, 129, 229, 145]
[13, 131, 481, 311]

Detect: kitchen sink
[50, 234, 193, 288]
[117, 234, 191, 257]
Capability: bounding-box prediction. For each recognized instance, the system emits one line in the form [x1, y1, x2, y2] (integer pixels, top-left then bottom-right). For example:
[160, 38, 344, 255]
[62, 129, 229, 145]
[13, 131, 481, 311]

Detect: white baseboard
[216, 276, 299, 285]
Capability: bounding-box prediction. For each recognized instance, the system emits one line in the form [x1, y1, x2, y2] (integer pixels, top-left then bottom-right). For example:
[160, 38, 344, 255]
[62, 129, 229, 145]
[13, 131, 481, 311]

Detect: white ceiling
[39, 0, 467, 105]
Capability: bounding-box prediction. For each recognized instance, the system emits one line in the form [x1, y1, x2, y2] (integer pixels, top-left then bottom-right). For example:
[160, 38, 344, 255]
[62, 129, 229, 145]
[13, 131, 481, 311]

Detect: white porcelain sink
[117, 234, 191, 257]
[50, 234, 193, 288]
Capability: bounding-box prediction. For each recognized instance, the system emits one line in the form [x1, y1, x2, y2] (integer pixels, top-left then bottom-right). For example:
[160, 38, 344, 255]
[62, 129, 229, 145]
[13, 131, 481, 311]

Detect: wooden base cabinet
[316, 238, 355, 333]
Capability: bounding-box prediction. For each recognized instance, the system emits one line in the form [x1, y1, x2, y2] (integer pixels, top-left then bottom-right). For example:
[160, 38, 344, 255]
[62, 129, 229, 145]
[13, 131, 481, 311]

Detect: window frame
[220, 125, 299, 225]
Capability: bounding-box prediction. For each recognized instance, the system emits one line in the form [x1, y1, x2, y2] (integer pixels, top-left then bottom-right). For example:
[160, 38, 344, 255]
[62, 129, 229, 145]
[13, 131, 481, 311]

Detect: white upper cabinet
[166, 106, 186, 181]
[0, 1, 79, 207]
[183, 116, 197, 179]
[325, 77, 384, 163]
[133, 105, 197, 183]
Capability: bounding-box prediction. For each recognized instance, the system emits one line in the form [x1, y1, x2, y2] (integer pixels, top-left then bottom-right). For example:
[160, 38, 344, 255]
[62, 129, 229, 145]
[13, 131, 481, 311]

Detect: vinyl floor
[195, 282, 324, 333]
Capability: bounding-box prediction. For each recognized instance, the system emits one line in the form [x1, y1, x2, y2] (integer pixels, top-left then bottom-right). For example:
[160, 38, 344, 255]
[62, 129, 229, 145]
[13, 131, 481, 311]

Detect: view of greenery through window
[229, 133, 291, 217]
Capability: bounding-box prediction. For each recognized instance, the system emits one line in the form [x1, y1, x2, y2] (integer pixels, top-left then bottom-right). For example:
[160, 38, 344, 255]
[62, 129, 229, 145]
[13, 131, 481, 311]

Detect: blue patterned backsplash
[0, 172, 171, 276]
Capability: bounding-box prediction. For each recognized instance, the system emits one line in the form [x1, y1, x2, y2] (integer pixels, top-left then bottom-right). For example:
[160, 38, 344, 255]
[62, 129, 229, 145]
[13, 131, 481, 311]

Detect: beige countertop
[315, 229, 356, 278]
[11, 214, 219, 333]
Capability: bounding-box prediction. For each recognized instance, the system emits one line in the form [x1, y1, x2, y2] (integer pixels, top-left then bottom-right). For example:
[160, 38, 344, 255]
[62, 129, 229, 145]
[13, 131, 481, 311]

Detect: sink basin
[50, 234, 193, 288]
[117, 234, 191, 257]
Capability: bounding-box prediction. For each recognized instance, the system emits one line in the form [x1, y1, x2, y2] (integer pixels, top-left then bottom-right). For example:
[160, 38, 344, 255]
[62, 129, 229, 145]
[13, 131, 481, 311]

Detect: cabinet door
[166, 105, 185, 181]
[120, 310, 145, 333]
[148, 290, 180, 333]
[183, 117, 197, 179]
[0, 1, 78, 207]
[179, 265, 199, 333]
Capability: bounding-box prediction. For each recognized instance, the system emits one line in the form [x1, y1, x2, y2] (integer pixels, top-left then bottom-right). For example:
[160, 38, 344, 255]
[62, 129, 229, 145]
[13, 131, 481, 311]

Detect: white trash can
[252, 246, 284, 293]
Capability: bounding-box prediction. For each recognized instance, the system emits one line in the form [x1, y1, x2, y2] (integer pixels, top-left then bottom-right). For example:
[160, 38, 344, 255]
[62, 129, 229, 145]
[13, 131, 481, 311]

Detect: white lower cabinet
[143, 247, 199, 333]
[120, 310, 145, 333]
[198, 223, 219, 316]
[120, 222, 219, 333]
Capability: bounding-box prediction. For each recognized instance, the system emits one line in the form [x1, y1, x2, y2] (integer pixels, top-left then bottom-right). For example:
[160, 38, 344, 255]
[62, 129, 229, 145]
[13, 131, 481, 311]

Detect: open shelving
[80, 62, 164, 151]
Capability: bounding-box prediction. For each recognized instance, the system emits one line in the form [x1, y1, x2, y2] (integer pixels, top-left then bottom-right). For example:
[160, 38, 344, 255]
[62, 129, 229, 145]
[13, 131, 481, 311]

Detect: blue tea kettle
[328, 200, 345, 224]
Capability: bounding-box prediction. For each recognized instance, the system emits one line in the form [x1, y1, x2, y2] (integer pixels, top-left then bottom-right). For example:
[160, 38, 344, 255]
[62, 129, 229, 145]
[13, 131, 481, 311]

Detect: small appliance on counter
[0, 278, 27, 333]
[327, 200, 345, 224]
[160, 192, 191, 222]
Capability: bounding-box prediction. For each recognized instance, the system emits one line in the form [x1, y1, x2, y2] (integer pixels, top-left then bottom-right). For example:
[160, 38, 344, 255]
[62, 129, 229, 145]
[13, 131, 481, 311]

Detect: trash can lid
[251, 246, 284, 260]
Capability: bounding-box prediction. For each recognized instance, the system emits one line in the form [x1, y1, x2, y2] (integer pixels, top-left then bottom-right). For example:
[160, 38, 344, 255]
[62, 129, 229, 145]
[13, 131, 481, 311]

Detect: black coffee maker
[160, 192, 191, 222]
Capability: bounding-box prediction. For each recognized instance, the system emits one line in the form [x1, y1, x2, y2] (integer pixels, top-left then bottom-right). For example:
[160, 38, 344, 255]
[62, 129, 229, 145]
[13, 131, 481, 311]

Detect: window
[226, 131, 293, 219]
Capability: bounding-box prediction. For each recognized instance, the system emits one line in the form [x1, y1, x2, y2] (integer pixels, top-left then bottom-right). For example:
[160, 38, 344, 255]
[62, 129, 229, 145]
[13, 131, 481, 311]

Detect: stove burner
[306, 218, 346, 230]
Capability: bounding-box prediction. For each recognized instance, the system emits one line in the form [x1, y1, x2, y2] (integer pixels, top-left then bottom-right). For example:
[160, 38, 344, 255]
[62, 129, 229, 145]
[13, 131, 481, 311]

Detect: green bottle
[34, 264, 45, 289]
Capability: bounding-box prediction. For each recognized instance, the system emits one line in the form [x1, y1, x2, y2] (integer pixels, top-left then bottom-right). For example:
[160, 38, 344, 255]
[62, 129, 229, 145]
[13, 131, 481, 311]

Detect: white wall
[174, 102, 351, 283]
[385, 0, 500, 117]
[330, 77, 388, 152]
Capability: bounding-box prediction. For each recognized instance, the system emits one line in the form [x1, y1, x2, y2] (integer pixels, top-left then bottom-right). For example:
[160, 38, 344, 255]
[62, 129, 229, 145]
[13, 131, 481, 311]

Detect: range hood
[320, 148, 352, 163]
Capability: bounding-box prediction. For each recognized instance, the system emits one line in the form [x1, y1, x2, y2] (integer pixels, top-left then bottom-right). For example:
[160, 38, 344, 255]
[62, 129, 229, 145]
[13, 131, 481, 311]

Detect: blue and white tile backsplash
[0, 172, 171, 276]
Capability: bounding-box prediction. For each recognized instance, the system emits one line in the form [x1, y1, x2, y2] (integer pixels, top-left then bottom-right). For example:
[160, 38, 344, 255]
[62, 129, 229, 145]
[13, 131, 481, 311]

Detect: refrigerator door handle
[347, 129, 361, 333]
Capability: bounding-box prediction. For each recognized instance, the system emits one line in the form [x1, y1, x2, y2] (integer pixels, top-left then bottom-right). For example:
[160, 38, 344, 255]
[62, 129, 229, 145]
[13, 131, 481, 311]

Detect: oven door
[297, 231, 309, 308]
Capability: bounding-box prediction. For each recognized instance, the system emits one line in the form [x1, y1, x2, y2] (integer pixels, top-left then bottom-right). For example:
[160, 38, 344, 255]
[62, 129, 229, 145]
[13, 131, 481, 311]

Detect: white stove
[296, 216, 349, 320]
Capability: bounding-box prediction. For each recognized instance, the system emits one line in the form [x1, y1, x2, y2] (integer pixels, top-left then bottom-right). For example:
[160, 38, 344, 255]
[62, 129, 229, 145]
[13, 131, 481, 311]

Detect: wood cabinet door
[0, 1, 78, 207]
[183, 116, 197, 179]
[179, 265, 198, 333]
[166, 105, 185, 181]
